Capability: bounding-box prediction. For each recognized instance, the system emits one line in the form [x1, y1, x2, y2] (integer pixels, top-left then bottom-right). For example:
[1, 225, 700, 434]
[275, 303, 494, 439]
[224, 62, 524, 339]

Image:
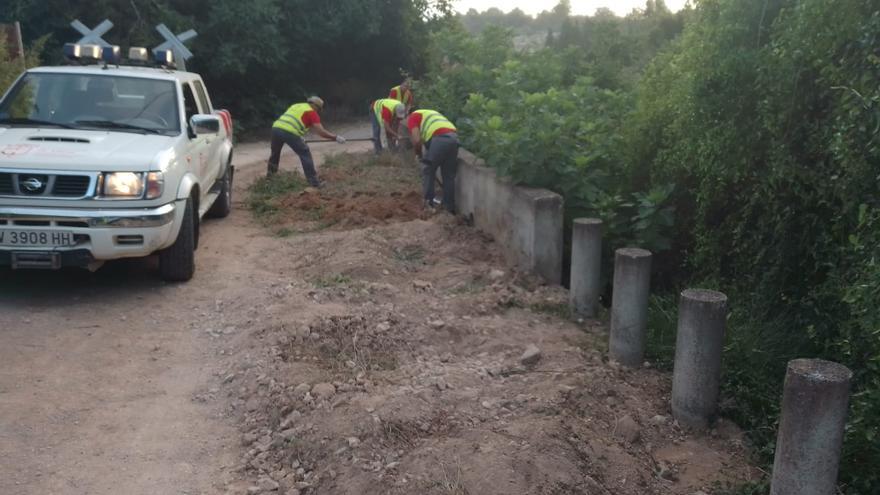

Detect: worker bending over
[408, 109, 459, 213]
[268, 96, 345, 185]
[371, 98, 406, 154]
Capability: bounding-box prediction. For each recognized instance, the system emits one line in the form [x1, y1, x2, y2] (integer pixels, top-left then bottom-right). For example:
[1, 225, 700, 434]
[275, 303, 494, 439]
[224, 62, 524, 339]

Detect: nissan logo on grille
[19, 176, 47, 194]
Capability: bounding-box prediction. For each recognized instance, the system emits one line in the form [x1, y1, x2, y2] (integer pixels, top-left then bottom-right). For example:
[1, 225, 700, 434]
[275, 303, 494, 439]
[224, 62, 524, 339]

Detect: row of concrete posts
[568, 217, 853, 495]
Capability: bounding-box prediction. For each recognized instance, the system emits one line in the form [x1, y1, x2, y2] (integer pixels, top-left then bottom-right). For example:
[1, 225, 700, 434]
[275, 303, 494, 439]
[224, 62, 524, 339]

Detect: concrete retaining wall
[455, 149, 563, 284]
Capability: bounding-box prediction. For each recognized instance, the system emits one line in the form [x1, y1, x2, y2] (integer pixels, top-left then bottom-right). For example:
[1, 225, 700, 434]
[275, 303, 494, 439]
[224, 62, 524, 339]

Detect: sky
[453, 0, 687, 16]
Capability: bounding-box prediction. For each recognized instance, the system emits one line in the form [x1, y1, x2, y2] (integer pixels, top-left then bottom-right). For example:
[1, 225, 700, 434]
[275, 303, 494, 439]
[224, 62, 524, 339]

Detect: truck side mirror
[190, 114, 220, 135]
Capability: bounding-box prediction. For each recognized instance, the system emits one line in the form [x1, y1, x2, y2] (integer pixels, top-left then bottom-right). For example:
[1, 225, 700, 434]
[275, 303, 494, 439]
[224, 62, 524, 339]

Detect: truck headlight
[145, 172, 164, 199]
[103, 172, 144, 197]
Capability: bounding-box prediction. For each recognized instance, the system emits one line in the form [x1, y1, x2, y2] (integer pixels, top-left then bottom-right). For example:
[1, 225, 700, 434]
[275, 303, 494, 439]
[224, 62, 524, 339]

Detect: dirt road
[0, 138, 370, 495]
[0, 135, 757, 495]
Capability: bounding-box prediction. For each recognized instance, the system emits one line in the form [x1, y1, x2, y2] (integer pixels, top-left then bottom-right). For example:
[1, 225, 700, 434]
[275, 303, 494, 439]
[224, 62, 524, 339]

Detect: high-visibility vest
[390, 86, 413, 106]
[373, 99, 403, 128]
[413, 110, 456, 143]
[272, 103, 312, 137]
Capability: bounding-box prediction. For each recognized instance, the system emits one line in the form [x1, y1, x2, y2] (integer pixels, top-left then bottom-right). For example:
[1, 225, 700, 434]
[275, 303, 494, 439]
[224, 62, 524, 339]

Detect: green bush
[423, 0, 880, 492]
[632, 0, 880, 491]
[0, 36, 44, 94]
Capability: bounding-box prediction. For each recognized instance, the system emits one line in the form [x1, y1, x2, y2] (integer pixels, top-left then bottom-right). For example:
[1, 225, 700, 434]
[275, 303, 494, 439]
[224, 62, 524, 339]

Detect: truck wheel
[207, 163, 233, 219]
[159, 197, 196, 282]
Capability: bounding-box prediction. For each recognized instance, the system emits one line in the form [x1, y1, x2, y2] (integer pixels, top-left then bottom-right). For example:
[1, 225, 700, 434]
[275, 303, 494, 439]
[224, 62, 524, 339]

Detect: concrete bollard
[609, 248, 652, 367]
[671, 289, 728, 430]
[570, 218, 603, 318]
[770, 359, 852, 495]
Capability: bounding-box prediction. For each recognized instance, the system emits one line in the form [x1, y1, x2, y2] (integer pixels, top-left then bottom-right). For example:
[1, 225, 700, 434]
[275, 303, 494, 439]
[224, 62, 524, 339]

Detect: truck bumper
[0, 201, 184, 265]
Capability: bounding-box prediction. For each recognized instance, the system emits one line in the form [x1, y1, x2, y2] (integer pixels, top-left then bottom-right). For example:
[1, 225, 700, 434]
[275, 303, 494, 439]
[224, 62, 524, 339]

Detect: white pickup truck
[0, 55, 233, 281]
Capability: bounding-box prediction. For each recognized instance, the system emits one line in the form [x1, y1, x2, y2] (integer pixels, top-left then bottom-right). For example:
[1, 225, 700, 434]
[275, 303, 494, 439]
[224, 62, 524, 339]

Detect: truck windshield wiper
[0, 117, 77, 129]
[74, 119, 164, 134]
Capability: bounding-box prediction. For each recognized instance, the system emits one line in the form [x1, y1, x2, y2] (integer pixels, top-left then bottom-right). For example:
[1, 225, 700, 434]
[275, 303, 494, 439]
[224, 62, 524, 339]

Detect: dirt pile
[258, 152, 429, 232]
[200, 215, 757, 495]
[281, 190, 425, 229]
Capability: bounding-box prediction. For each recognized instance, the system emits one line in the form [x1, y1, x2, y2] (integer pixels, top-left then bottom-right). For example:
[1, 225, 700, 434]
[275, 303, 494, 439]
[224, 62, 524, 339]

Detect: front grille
[12, 220, 50, 226]
[18, 174, 49, 195]
[52, 175, 91, 197]
[0, 171, 93, 198]
[0, 173, 12, 194]
[57, 221, 90, 228]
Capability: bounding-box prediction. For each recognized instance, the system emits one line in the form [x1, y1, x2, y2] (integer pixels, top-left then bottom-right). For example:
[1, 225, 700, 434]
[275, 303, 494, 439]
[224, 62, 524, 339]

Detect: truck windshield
[0, 72, 180, 135]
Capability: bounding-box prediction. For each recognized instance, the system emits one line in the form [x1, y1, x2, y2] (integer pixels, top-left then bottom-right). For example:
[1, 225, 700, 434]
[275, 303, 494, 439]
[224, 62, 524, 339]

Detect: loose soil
[0, 132, 759, 495]
[265, 152, 428, 233]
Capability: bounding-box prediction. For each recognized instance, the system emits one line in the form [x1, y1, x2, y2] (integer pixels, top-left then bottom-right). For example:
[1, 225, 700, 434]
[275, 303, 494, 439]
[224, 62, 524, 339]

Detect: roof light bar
[154, 49, 174, 67]
[63, 41, 182, 68]
[128, 47, 149, 61]
[63, 43, 82, 60]
[102, 45, 121, 64]
[63, 43, 104, 63]
[79, 44, 102, 59]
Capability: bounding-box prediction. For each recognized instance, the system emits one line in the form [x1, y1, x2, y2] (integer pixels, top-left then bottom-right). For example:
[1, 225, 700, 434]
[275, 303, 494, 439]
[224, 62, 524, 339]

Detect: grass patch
[529, 301, 572, 320]
[392, 244, 426, 264]
[247, 172, 307, 224]
[432, 460, 470, 495]
[645, 294, 678, 370]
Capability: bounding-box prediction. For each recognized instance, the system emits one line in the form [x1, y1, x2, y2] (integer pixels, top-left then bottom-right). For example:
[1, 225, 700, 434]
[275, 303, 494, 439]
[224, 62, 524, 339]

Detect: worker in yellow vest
[389, 80, 414, 148]
[268, 96, 346, 185]
[388, 79, 414, 113]
[370, 98, 406, 154]
[407, 109, 459, 213]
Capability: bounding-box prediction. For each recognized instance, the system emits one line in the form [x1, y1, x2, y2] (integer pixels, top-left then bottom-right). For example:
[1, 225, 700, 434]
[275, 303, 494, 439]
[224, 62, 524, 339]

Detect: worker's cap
[307, 96, 325, 110]
[394, 103, 406, 118]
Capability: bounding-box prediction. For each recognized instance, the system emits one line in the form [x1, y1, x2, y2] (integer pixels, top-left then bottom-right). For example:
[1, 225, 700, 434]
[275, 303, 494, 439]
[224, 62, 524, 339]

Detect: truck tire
[159, 197, 196, 282]
[207, 162, 233, 219]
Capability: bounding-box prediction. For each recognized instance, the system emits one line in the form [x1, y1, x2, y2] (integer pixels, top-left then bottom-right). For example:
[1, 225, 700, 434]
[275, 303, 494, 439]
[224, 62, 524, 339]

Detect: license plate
[0, 229, 76, 247]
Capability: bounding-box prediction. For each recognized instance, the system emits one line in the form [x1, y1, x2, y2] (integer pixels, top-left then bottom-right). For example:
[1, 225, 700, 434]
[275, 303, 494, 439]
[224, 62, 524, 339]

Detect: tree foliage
[420, 3, 684, 255]
[1, 0, 453, 130]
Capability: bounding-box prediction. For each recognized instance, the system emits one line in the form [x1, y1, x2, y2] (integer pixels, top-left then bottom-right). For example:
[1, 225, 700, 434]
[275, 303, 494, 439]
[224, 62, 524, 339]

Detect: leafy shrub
[631, 0, 880, 491]
[424, 1, 880, 492]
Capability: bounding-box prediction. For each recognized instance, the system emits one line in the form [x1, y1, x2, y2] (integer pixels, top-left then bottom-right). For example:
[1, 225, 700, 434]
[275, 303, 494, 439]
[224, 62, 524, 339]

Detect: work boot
[267, 161, 279, 177]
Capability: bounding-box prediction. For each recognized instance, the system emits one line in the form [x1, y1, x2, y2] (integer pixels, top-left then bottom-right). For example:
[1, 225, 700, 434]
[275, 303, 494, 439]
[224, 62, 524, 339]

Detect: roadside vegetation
[419, 1, 880, 492]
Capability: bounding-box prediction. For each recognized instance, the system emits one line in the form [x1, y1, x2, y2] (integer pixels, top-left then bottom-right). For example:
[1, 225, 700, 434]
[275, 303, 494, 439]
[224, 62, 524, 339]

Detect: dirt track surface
[0, 133, 757, 494]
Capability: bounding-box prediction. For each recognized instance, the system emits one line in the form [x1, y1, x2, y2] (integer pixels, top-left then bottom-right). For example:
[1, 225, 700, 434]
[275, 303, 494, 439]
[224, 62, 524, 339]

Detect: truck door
[182, 82, 209, 204]
[192, 80, 222, 185]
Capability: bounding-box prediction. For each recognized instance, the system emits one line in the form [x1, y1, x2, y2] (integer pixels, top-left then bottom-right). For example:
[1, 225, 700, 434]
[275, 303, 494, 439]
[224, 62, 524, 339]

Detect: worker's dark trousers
[421, 133, 459, 213]
[267, 127, 319, 186]
[370, 107, 397, 154]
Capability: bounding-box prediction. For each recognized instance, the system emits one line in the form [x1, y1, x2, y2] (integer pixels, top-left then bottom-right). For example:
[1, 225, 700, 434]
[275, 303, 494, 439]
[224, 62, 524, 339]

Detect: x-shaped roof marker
[71, 19, 114, 47]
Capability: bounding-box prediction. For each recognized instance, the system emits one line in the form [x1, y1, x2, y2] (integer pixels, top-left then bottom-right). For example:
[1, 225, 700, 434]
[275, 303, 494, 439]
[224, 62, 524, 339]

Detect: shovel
[304, 137, 375, 143]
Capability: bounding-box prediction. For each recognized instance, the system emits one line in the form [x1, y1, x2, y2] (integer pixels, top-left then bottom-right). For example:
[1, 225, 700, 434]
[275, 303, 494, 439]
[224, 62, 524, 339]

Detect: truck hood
[0, 127, 178, 172]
